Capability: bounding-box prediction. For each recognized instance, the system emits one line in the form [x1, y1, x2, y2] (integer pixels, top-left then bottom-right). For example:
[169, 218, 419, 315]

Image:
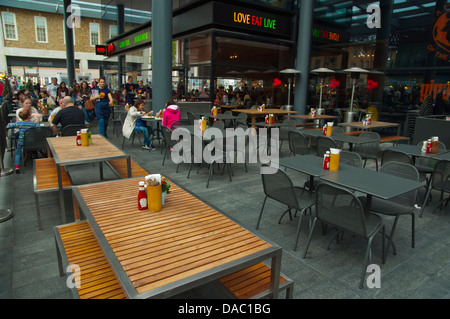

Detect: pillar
[294, 0, 314, 115]
[63, 0, 76, 88]
[117, 4, 125, 91]
[151, 0, 173, 109]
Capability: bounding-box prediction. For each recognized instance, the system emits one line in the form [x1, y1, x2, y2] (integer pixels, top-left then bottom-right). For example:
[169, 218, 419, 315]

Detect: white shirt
[47, 84, 58, 98]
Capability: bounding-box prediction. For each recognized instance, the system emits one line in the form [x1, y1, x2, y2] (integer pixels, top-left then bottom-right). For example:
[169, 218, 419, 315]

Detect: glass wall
[310, 0, 449, 118]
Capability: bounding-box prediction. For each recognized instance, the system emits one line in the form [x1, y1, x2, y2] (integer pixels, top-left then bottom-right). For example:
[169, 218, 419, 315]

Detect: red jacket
[162, 105, 181, 128]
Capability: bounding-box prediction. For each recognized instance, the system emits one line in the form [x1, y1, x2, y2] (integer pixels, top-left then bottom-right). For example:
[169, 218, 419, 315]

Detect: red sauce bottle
[426, 139, 432, 154]
[76, 131, 81, 146]
[138, 182, 148, 210]
[323, 151, 330, 170]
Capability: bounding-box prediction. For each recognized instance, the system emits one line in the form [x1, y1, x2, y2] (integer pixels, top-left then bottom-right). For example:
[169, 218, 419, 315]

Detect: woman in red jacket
[162, 99, 181, 129]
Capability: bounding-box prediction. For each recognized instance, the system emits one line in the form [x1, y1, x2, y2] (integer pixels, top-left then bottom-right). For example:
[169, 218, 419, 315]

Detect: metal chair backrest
[170, 120, 181, 130]
[288, 130, 309, 155]
[187, 112, 195, 125]
[431, 160, 450, 193]
[353, 131, 380, 156]
[380, 161, 419, 206]
[61, 124, 86, 136]
[212, 120, 225, 130]
[280, 119, 296, 140]
[260, 164, 299, 209]
[381, 149, 413, 166]
[235, 112, 247, 125]
[340, 150, 362, 167]
[332, 126, 345, 135]
[162, 125, 179, 148]
[315, 182, 369, 237]
[317, 136, 337, 157]
[23, 126, 53, 152]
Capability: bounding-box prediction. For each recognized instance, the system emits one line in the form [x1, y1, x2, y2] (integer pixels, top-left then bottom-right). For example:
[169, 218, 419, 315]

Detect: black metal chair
[279, 119, 296, 152]
[414, 141, 446, 175]
[234, 113, 248, 127]
[61, 124, 86, 137]
[381, 149, 412, 166]
[353, 131, 380, 170]
[212, 120, 225, 130]
[317, 136, 337, 157]
[256, 164, 315, 251]
[360, 162, 420, 263]
[187, 112, 195, 125]
[331, 126, 345, 149]
[22, 126, 53, 166]
[420, 160, 450, 217]
[222, 110, 234, 128]
[288, 130, 309, 157]
[303, 182, 385, 289]
[340, 150, 363, 168]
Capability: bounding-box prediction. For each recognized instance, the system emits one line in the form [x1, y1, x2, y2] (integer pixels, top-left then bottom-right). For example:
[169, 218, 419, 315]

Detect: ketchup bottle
[323, 151, 330, 170]
[76, 131, 81, 146]
[322, 125, 327, 136]
[138, 182, 148, 210]
[426, 139, 432, 154]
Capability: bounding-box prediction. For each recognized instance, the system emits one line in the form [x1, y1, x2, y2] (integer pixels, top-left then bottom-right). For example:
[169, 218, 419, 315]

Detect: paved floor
[1, 118, 449, 299]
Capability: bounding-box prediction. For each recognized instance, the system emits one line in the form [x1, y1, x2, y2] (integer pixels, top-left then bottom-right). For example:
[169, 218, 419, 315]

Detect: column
[294, 0, 314, 115]
[117, 4, 125, 91]
[63, 0, 76, 88]
[151, 0, 173, 109]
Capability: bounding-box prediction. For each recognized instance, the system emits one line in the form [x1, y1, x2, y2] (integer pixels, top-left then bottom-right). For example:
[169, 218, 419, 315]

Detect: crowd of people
[4, 75, 180, 174]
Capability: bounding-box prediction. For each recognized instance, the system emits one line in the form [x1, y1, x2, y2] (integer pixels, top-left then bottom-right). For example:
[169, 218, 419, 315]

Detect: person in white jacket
[122, 99, 154, 150]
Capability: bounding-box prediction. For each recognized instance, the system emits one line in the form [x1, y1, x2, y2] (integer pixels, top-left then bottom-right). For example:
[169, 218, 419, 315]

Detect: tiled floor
[1, 119, 449, 299]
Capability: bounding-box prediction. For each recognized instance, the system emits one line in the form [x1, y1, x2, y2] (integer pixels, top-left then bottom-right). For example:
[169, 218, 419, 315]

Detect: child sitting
[7, 108, 40, 173]
[122, 99, 155, 150]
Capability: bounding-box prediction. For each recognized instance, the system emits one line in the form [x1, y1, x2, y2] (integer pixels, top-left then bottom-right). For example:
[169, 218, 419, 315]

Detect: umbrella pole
[319, 78, 323, 109]
[350, 78, 356, 113]
[287, 78, 292, 106]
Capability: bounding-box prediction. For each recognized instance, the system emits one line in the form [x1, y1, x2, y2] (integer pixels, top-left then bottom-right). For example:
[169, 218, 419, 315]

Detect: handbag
[84, 98, 95, 111]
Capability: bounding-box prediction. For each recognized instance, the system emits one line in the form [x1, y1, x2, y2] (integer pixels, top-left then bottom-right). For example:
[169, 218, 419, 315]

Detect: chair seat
[331, 206, 383, 238]
[358, 196, 413, 216]
[293, 187, 315, 208]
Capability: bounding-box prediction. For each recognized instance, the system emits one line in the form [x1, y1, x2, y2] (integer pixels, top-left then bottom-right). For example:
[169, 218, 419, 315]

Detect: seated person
[162, 99, 181, 129]
[50, 96, 85, 136]
[7, 108, 40, 174]
[122, 99, 154, 150]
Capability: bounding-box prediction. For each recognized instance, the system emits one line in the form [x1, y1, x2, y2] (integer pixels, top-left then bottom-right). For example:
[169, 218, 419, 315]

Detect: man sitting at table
[50, 96, 85, 136]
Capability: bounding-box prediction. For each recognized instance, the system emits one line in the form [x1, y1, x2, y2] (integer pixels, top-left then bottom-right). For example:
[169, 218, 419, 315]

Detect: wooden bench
[53, 221, 127, 299]
[217, 262, 294, 299]
[33, 158, 73, 230]
[106, 158, 149, 178]
[54, 221, 294, 299]
[380, 136, 410, 145]
[344, 130, 364, 136]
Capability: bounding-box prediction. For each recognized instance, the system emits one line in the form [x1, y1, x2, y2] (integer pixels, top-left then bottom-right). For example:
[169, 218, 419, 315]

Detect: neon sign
[95, 45, 106, 55]
[312, 28, 340, 42]
[233, 11, 277, 30]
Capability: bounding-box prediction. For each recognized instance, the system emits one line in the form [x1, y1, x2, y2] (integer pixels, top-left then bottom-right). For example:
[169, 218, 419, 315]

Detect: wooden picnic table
[46, 134, 132, 223]
[72, 177, 282, 299]
[339, 120, 401, 136]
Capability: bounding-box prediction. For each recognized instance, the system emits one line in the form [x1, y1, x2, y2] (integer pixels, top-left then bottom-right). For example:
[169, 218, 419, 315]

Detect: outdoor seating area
[1, 100, 450, 299]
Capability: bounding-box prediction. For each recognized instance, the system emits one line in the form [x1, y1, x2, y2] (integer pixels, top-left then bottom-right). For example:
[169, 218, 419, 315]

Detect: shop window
[2, 12, 18, 41]
[90, 22, 100, 46]
[109, 25, 118, 39]
[34, 16, 48, 43]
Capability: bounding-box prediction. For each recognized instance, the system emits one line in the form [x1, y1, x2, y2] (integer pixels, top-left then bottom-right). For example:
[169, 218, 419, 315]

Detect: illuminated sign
[420, 80, 450, 102]
[233, 11, 276, 30]
[95, 45, 106, 55]
[427, 3, 450, 62]
[213, 2, 293, 39]
[312, 28, 340, 42]
[106, 27, 151, 56]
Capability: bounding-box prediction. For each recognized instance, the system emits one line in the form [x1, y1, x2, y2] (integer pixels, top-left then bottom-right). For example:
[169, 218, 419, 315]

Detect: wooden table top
[339, 120, 400, 129]
[233, 108, 296, 116]
[47, 134, 128, 165]
[74, 177, 277, 298]
[291, 114, 338, 120]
